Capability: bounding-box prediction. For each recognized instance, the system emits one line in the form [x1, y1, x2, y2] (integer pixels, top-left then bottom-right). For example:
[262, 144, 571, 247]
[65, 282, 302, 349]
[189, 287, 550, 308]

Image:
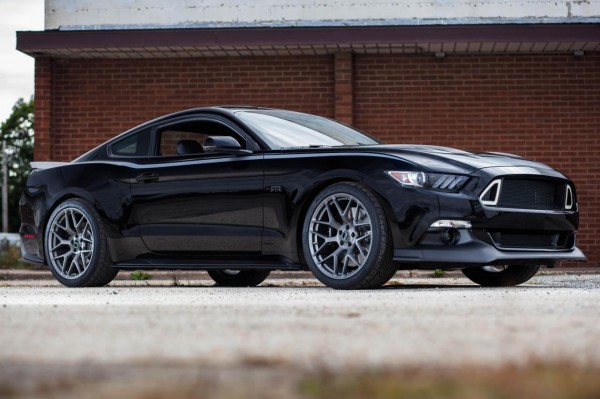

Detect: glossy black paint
[130, 155, 264, 254]
[19, 107, 586, 271]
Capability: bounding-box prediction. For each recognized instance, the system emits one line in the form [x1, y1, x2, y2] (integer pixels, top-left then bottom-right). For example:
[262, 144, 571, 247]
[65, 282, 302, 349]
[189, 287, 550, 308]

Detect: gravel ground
[1, 271, 599, 368]
[0, 271, 599, 398]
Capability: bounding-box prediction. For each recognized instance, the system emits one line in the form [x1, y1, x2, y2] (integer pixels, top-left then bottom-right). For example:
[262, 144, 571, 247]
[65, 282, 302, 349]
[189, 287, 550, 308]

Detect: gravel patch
[1, 273, 599, 370]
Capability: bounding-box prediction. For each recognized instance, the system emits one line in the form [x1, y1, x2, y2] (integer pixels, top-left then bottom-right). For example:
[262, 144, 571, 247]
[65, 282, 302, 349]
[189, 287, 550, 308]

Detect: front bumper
[393, 229, 587, 269]
[386, 164, 586, 269]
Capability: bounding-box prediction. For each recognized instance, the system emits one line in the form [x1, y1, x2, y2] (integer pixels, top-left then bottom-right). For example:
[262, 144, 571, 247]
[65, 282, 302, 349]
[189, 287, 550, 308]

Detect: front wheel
[461, 265, 540, 287]
[302, 182, 396, 289]
[207, 269, 271, 287]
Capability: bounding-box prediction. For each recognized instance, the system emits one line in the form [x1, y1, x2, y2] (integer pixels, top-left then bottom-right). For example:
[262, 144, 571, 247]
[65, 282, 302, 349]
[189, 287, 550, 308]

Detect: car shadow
[378, 284, 553, 290]
[112, 281, 553, 290]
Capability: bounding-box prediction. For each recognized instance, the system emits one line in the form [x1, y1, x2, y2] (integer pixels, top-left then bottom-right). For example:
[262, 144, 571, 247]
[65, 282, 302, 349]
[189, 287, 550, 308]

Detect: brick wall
[47, 56, 335, 160]
[33, 57, 53, 162]
[35, 52, 599, 266]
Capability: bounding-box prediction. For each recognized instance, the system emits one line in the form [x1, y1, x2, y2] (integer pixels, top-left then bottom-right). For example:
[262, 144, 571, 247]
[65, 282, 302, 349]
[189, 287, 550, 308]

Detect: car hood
[372, 145, 558, 175]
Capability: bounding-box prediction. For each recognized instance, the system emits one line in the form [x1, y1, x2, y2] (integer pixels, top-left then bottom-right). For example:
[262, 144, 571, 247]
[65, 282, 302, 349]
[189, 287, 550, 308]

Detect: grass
[0, 245, 29, 269]
[299, 363, 600, 399]
[432, 269, 446, 278]
[1, 362, 598, 399]
[170, 273, 181, 286]
[130, 271, 153, 281]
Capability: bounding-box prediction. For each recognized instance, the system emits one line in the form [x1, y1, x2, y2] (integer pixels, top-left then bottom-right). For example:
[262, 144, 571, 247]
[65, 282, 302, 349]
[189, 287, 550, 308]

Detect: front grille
[496, 178, 566, 210]
[489, 231, 574, 249]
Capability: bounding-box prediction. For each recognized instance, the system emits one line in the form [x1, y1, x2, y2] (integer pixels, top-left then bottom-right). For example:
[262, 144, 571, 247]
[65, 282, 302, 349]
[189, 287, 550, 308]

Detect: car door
[129, 116, 264, 254]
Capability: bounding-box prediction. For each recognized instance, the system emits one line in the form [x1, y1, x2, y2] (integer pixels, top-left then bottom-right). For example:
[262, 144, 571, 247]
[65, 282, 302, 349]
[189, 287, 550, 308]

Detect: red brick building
[16, 23, 600, 267]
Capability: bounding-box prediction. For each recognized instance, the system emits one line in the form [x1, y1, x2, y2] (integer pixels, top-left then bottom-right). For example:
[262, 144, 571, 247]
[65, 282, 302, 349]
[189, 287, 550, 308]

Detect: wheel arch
[45, 188, 99, 224]
[42, 189, 114, 263]
[292, 173, 402, 265]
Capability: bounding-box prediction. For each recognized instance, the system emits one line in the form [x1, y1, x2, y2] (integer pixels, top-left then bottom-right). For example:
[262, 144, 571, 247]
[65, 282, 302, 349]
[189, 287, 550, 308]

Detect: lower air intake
[489, 231, 574, 250]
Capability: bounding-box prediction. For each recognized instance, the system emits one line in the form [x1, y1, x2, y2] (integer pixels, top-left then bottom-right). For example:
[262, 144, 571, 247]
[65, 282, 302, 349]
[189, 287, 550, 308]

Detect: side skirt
[114, 258, 304, 271]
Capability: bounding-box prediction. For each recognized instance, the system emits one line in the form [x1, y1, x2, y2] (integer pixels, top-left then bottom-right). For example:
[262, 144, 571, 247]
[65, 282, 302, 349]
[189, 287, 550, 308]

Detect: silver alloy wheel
[481, 266, 507, 273]
[47, 207, 95, 279]
[308, 193, 373, 279]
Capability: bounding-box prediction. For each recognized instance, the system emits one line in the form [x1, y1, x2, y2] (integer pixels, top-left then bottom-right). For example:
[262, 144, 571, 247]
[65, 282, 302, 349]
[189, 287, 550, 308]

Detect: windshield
[235, 110, 381, 150]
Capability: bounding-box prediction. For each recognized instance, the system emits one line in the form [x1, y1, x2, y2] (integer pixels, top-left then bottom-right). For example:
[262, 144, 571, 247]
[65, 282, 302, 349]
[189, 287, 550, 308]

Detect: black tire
[461, 265, 540, 287]
[302, 182, 396, 289]
[44, 198, 118, 287]
[208, 269, 271, 287]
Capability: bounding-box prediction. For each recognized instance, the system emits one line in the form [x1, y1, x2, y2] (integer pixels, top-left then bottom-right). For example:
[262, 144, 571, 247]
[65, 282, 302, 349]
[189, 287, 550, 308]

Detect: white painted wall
[46, 0, 600, 30]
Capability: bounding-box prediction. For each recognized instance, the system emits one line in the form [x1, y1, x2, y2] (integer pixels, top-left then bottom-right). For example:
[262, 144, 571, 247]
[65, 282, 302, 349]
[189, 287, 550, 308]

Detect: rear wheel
[461, 265, 540, 287]
[207, 269, 271, 287]
[45, 198, 118, 287]
[302, 182, 396, 289]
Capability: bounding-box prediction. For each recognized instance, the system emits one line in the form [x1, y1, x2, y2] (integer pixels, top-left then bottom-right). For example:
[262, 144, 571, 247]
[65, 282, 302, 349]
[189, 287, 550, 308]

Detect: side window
[159, 130, 209, 156]
[111, 128, 151, 157]
[156, 120, 246, 156]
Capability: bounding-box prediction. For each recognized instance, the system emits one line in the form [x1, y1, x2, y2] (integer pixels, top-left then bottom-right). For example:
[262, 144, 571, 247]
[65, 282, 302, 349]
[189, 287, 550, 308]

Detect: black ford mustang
[20, 107, 586, 289]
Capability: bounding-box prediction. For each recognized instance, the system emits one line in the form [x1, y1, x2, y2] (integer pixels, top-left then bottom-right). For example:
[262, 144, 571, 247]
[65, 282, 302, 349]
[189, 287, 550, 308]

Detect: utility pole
[2, 141, 7, 233]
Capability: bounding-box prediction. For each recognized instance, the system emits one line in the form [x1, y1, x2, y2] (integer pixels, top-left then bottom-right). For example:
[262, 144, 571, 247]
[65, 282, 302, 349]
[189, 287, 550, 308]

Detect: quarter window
[110, 128, 151, 156]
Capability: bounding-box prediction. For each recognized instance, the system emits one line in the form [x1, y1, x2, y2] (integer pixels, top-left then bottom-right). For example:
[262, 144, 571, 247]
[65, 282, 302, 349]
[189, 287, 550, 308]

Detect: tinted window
[156, 120, 245, 156]
[159, 130, 208, 156]
[111, 128, 151, 156]
[235, 110, 381, 149]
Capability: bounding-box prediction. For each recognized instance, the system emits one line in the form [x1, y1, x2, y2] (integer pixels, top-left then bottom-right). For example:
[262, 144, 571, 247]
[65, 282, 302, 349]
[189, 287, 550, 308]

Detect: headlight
[386, 171, 469, 192]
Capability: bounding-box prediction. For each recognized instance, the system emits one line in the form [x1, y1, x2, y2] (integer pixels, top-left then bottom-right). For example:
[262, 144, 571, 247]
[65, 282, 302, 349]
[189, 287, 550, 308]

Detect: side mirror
[203, 136, 252, 155]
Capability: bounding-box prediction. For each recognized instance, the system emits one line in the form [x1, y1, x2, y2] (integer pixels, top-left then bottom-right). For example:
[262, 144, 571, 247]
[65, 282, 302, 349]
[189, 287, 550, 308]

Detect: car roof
[108, 106, 273, 139]
[163, 106, 276, 118]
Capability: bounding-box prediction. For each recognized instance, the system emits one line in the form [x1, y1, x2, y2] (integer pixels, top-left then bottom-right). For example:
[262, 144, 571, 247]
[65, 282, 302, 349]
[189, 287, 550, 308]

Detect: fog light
[430, 220, 472, 229]
[440, 228, 460, 245]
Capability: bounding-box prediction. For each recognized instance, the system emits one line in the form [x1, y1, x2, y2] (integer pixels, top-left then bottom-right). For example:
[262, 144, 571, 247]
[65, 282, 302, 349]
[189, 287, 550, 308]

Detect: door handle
[135, 173, 159, 183]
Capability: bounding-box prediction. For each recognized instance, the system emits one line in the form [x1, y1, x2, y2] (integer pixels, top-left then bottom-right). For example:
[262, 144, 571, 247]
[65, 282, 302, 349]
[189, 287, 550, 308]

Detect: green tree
[0, 98, 34, 232]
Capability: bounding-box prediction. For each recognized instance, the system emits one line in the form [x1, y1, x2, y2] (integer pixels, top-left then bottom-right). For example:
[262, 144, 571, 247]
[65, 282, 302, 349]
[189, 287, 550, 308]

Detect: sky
[0, 0, 44, 123]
